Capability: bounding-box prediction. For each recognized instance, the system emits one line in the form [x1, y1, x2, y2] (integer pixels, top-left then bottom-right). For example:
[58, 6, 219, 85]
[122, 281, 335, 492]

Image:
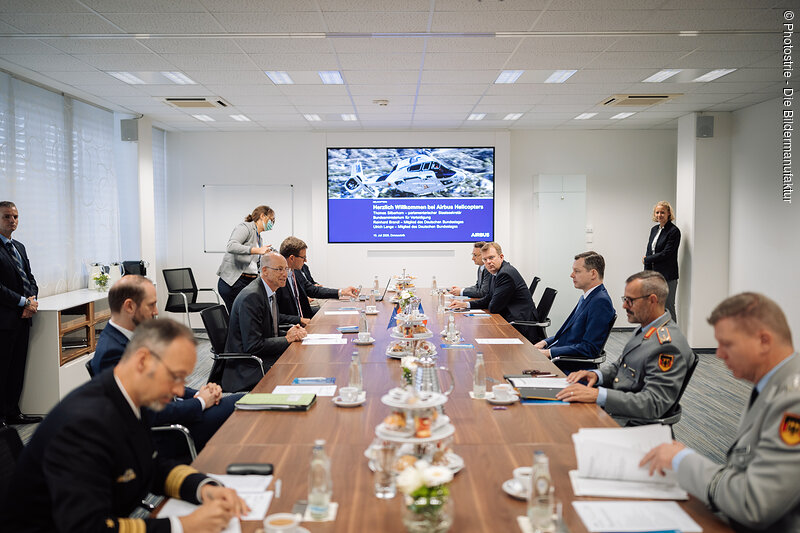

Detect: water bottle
[308, 439, 332, 520]
[431, 275, 438, 292]
[373, 275, 380, 292]
[473, 352, 486, 399]
[448, 312, 456, 336]
[349, 351, 363, 393]
[528, 451, 554, 531]
[358, 310, 369, 334]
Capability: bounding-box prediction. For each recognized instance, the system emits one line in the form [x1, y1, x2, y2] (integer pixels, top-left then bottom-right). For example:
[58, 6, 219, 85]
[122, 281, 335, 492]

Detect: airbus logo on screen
[471, 232, 490, 238]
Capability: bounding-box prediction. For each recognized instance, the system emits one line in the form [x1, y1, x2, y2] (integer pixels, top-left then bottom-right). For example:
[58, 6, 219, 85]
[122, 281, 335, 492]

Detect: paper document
[160, 490, 273, 523]
[272, 385, 337, 397]
[302, 337, 347, 345]
[507, 377, 568, 389]
[572, 501, 702, 532]
[475, 338, 523, 345]
[324, 310, 359, 315]
[304, 334, 343, 340]
[569, 470, 687, 500]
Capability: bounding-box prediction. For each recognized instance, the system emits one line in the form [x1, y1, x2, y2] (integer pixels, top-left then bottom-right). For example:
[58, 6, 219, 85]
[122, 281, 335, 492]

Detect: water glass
[373, 442, 397, 499]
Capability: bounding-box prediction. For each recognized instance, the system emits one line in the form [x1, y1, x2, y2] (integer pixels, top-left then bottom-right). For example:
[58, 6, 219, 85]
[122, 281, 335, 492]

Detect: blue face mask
[265, 219, 274, 231]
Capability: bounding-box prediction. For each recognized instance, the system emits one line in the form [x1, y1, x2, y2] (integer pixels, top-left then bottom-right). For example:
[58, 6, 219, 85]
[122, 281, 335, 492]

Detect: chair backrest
[664, 352, 700, 418]
[163, 268, 199, 307]
[122, 260, 147, 276]
[598, 313, 618, 354]
[85, 359, 95, 378]
[201, 304, 230, 355]
[0, 426, 23, 504]
[536, 287, 558, 322]
[528, 276, 541, 299]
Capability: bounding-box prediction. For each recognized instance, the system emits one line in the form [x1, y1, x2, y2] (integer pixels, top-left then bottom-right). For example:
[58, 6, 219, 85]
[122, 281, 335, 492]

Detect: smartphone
[226, 463, 274, 475]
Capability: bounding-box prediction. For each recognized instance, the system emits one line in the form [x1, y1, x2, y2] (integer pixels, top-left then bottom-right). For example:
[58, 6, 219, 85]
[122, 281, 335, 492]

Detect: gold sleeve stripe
[118, 518, 146, 533]
[165, 464, 200, 497]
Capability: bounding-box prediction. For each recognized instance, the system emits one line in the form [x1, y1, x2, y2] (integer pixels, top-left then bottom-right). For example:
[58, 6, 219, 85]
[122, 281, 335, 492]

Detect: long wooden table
[192, 289, 732, 533]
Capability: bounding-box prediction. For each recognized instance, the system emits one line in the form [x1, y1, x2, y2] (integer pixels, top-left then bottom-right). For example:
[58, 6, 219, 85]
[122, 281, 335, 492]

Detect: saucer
[352, 336, 376, 345]
[333, 393, 366, 407]
[502, 479, 527, 500]
[486, 393, 519, 405]
[365, 310, 379, 315]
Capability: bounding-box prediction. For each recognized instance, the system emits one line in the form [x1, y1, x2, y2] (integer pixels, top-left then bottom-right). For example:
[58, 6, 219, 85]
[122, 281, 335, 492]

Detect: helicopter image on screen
[344, 154, 466, 196]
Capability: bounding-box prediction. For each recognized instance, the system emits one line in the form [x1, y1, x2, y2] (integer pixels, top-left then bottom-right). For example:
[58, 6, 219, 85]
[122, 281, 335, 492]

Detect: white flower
[421, 465, 453, 487]
[397, 466, 424, 495]
[414, 460, 430, 472]
[400, 290, 412, 300]
[401, 356, 418, 371]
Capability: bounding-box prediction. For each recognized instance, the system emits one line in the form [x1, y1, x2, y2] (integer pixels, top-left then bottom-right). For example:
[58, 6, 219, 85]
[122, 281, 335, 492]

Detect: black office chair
[122, 260, 148, 276]
[627, 351, 700, 431]
[550, 313, 617, 369]
[162, 267, 220, 327]
[528, 276, 541, 300]
[0, 426, 23, 504]
[510, 287, 558, 343]
[201, 304, 265, 393]
[83, 359, 197, 460]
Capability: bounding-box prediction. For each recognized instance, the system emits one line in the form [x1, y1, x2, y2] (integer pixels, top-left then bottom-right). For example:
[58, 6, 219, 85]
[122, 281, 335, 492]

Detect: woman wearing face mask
[216, 205, 275, 312]
[643, 200, 680, 321]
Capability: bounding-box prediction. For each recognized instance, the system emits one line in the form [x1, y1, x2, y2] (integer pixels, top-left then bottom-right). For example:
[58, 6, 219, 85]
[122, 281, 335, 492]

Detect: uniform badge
[658, 353, 674, 372]
[656, 325, 672, 345]
[116, 468, 137, 483]
[779, 412, 800, 446]
[106, 519, 115, 529]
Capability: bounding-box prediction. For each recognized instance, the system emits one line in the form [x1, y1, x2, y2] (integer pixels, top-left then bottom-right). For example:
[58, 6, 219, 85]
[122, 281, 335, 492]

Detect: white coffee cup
[358, 331, 371, 342]
[492, 383, 514, 401]
[366, 305, 378, 313]
[264, 512, 299, 532]
[340, 386, 359, 402]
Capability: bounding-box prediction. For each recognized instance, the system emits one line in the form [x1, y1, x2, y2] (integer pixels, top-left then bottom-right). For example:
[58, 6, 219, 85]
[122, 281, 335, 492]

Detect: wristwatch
[24, 299, 32, 308]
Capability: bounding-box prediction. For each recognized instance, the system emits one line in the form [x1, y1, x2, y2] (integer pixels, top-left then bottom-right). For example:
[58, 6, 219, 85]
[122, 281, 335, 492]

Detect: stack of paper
[570, 425, 688, 500]
[235, 393, 317, 411]
[572, 501, 702, 532]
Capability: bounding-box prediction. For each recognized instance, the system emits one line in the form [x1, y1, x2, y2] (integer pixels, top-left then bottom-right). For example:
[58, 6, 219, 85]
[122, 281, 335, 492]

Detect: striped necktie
[6, 241, 32, 296]
[290, 272, 303, 318]
[269, 294, 279, 336]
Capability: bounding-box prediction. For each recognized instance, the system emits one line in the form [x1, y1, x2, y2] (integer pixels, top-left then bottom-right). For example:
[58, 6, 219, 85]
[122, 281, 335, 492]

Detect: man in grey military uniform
[641, 292, 800, 532]
[556, 270, 694, 426]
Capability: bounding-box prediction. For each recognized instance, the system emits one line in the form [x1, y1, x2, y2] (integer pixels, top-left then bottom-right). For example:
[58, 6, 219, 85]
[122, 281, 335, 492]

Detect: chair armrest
[213, 353, 265, 376]
[197, 287, 221, 304]
[550, 354, 606, 365]
[509, 319, 551, 328]
[151, 423, 197, 460]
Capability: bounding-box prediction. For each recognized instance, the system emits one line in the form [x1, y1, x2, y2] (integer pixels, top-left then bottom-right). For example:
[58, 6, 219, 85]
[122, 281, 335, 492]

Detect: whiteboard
[203, 185, 294, 253]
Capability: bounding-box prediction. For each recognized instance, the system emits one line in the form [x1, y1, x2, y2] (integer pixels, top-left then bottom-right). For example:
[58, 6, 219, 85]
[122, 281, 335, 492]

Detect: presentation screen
[327, 147, 495, 243]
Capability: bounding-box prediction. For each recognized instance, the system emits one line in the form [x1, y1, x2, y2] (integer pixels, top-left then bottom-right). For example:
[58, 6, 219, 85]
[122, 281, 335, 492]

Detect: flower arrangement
[93, 271, 109, 291]
[401, 356, 418, 386]
[397, 460, 454, 532]
[397, 289, 416, 310]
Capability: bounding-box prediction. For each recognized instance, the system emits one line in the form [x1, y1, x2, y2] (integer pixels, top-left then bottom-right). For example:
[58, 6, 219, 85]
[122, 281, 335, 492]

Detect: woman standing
[644, 201, 680, 321]
[216, 205, 275, 312]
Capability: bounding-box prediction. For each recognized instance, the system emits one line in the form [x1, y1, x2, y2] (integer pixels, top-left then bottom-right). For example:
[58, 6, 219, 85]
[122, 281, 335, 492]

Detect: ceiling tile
[0, 38, 58, 54]
[236, 38, 334, 54]
[248, 53, 339, 70]
[670, 50, 775, 69]
[102, 13, 225, 33]
[141, 38, 243, 54]
[160, 53, 255, 70]
[214, 12, 325, 33]
[425, 36, 522, 53]
[348, 84, 419, 96]
[43, 38, 151, 54]
[506, 51, 598, 70]
[0, 13, 122, 33]
[418, 84, 487, 96]
[183, 70, 270, 85]
[322, 12, 431, 33]
[587, 51, 688, 69]
[343, 70, 420, 85]
[83, 0, 208, 13]
[330, 37, 425, 54]
[204, 84, 284, 96]
[0, 1, 90, 13]
[75, 53, 175, 70]
[337, 53, 422, 71]
[41, 70, 120, 85]
[321, 0, 431, 11]
[3, 53, 94, 71]
[420, 70, 498, 84]
[431, 10, 542, 32]
[200, 0, 319, 12]
[423, 52, 510, 70]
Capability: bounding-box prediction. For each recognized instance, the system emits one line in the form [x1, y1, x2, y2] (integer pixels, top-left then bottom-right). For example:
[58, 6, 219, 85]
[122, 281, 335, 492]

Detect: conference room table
[191, 288, 733, 533]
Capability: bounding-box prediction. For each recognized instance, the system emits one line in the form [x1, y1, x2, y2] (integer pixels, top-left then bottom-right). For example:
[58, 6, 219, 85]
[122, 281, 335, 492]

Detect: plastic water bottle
[308, 439, 332, 520]
[473, 352, 486, 399]
[358, 310, 369, 334]
[431, 275, 438, 292]
[349, 351, 363, 393]
[528, 451, 554, 531]
[373, 275, 380, 292]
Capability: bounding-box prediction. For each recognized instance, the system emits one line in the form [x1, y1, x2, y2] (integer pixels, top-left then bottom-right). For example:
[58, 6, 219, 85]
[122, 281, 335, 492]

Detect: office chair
[83, 359, 197, 460]
[162, 267, 220, 327]
[528, 276, 541, 300]
[122, 260, 148, 276]
[550, 313, 618, 369]
[0, 426, 23, 504]
[201, 304, 265, 393]
[510, 287, 558, 343]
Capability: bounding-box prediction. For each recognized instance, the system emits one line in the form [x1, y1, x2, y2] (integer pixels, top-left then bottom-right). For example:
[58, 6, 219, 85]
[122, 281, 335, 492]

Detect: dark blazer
[544, 283, 615, 360]
[299, 273, 339, 299]
[276, 270, 313, 320]
[300, 263, 317, 285]
[462, 265, 491, 298]
[225, 278, 294, 390]
[470, 261, 536, 326]
[0, 238, 38, 325]
[644, 221, 680, 281]
[3, 368, 210, 533]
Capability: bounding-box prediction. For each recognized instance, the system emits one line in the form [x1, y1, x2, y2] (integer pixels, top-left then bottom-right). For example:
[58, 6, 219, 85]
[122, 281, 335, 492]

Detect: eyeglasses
[265, 266, 291, 273]
[148, 349, 186, 385]
[621, 295, 652, 306]
[296, 255, 307, 261]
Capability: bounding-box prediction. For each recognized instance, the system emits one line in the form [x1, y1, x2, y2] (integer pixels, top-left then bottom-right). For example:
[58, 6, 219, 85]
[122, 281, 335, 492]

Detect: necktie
[575, 295, 585, 314]
[6, 241, 32, 296]
[748, 387, 759, 408]
[290, 272, 303, 318]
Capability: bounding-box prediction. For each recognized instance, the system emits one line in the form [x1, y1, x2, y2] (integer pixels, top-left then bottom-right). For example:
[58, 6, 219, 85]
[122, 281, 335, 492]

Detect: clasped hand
[180, 485, 250, 533]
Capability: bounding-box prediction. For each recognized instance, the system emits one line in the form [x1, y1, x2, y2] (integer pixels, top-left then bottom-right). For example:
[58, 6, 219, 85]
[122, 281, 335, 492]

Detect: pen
[275, 479, 282, 498]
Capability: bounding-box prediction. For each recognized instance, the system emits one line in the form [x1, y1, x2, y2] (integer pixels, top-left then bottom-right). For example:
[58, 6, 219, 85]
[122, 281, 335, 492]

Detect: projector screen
[327, 147, 495, 243]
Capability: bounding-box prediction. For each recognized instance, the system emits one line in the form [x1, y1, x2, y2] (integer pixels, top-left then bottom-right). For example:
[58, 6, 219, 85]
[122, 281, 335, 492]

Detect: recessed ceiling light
[691, 69, 736, 82]
[574, 113, 597, 120]
[160, 71, 196, 85]
[265, 71, 294, 84]
[495, 70, 524, 84]
[319, 71, 344, 84]
[503, 113, 523, 120]
[192, 114, 215, 122]
[108, 71, 145, 84]
[544, 70, 577, 83]
[611, 112, 636, 119]
[230, 114, 251, 122]
[341, 114, 358, 121]
[642, 69, 682, 83]
[303, 114, 321, 122]
[468, 114, 486, 121]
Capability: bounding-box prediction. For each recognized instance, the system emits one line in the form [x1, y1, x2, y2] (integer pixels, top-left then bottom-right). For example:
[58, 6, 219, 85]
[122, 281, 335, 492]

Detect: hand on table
[180, 485, 250, 532]
[339, 286, 359, 299]
[300, 317, 311, 327]
[286, 324, 307, 343]
[639, 441, 686, 477]
[533, 340, 547, 350]
[195, 383, 222, 408]
[537, 348, 551, 359]
[448, 300, 468, 311]
[555, 382, 598, 403]
[448, 287, 461, 296]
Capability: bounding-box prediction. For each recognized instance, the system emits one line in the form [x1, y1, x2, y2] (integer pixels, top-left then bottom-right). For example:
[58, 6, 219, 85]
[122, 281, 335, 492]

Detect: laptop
[503, 374, 565, 401]
[374, 277, 392, 302]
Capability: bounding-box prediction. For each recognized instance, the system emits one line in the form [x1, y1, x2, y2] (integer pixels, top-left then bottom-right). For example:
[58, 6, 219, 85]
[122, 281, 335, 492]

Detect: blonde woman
[644, 201, 680, 321]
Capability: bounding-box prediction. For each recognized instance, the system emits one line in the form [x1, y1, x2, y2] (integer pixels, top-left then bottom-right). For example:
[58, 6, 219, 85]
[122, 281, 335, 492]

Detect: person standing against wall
[644, 201, 680, 321]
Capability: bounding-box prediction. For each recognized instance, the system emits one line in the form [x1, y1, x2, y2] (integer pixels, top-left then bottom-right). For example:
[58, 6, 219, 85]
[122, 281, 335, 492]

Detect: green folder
[235, 393, 317, 411]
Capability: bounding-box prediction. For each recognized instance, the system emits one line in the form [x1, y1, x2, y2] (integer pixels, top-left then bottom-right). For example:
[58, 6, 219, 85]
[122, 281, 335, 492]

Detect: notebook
[503, 374, 567, 401]
[235, 393, 317, 411]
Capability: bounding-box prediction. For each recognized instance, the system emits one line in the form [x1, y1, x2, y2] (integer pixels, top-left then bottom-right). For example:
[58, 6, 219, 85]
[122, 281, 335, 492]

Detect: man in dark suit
[0, 201, 42, 428]
[90, 275, 242, 453]
[4, 318, 248, 532]
[225, 252, 307, 391]
[535, 251, 616, 372]
[448, 241, 491, 298]
[276, 236, 358, 320]
[449, 242, 536, 340]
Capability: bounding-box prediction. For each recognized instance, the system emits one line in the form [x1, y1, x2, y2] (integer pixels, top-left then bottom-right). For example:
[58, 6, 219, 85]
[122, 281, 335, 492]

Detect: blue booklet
[292, 377, 336, 385]
[336, 326, 360, 333]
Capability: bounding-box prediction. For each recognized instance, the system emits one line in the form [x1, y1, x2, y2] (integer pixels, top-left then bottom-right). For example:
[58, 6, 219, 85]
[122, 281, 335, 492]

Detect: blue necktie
[6, 241, 32, 296]
[574, 295, 585, 315]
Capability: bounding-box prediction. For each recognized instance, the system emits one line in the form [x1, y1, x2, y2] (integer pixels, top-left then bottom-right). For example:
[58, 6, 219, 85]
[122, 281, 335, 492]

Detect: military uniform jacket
[599, 313, 693, 425]
[2, 368, 210, 533]
[677, 353, 800, 532]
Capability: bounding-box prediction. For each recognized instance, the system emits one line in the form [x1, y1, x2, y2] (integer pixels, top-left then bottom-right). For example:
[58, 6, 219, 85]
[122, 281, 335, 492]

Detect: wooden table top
[191, 289, 732, 533]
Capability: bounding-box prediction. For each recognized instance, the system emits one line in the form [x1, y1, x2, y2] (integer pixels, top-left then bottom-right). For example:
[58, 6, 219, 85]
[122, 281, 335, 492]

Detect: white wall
[729, 98, 800, 337]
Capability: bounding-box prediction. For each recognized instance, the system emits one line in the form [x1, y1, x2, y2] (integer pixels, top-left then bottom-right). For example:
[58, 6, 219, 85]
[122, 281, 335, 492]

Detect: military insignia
[658, 353, 674, 372]
[643, 327, 657, 339]
[106, 519, 115, 528]
[779, 413, 800, 446]
[656, 325, 672, 345]
[116, 468, 136, 483]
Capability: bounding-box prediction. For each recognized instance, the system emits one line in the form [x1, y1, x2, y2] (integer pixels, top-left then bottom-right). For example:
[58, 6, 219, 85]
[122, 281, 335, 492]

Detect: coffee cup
[492, 383, 514, 401]
[264, 512, 299, 532]
[366, 305, 378, 313]
[513, 465, 533, 495]
[340, 386, 359, 402]
[358, 331, 372, 342]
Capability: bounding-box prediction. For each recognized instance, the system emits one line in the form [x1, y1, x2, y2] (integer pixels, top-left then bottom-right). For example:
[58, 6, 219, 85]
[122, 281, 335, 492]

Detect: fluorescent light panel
[692, 69, 736, 82]
[611, 112, 636, 119]
[468, 113, 486, 121]
[108, 71, 145, 84]
[574, 113, 597, 120]
[318, 71, 344, 84]
[160, 71, 196, 85]
[544, 70, 577, 83]
[304, 114, 321, 121]
[265, 71, 294, 84]
[230, 114, 251, 122]
[341, 114, 358, 121]
[503, 113, 523, 120]
[643, 69, 682, 83]
[192, 114, 214, 122]
[495, 70, 524, 84]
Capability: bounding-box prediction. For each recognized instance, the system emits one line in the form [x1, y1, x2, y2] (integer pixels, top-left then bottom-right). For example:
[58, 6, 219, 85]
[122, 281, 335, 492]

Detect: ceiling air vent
[162, 97, 230, 109]
[602, 94, 681, 107]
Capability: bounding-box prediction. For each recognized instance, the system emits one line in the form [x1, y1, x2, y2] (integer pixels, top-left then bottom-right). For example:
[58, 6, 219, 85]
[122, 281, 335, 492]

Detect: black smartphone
[226, 463, 274, 475]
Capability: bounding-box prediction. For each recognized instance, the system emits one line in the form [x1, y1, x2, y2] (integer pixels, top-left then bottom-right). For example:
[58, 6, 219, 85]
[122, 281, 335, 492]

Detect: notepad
[235, 393, 316, 411]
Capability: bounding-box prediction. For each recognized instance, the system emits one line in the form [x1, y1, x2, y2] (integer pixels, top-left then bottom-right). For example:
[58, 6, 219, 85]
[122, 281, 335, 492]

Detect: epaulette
[656, 320, 672, 345]
[780, 373, 800, 393]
